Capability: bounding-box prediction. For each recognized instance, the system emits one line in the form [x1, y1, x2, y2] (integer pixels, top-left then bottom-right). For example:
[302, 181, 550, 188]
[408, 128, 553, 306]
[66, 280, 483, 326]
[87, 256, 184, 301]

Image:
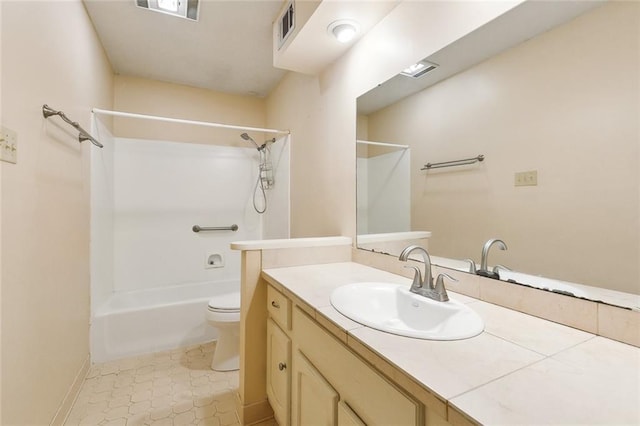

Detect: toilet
[205, 291, 241, 371]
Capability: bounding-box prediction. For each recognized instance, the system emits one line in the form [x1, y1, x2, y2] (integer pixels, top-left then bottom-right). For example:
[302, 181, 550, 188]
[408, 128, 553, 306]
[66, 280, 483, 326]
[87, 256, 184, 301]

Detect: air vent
[278, 1, 295, 49]
[136, 0, 199, 21]
[400, 60, 438, 78]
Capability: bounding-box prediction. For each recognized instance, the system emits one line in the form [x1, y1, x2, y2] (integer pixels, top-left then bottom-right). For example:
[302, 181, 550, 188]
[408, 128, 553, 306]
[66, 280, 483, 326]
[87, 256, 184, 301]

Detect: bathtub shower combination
[90, 111, 290, 364]
[91, 280, 238, 364]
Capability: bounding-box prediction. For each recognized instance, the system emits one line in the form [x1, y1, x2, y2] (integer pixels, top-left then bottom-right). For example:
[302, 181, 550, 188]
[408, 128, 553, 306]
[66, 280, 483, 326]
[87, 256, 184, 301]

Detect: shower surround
[90, 119, 289, 362]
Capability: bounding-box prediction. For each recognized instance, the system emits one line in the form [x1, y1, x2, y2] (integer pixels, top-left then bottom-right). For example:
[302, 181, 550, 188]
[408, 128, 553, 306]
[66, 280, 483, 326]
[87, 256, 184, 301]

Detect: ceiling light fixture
[327, 20, 360, 43]
[136, 0, 199, 21]
[157, 0, 178, 12]
[400, 60, 438, 78]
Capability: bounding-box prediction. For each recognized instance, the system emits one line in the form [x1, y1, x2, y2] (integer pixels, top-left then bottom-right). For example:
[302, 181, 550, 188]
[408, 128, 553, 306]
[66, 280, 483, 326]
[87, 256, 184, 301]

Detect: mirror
[356, 1, 640, 307]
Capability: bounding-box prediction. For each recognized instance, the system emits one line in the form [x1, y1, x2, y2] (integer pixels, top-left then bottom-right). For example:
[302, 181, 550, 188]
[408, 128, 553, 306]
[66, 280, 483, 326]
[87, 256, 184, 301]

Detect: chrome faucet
[399, 245, 455, 302]
[480, 238, 508, 273]
[399, 245, 432, 292]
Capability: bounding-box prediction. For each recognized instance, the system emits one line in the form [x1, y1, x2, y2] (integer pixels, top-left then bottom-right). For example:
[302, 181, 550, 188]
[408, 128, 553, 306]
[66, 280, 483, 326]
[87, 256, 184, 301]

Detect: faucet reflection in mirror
[477, 239, 508, 280]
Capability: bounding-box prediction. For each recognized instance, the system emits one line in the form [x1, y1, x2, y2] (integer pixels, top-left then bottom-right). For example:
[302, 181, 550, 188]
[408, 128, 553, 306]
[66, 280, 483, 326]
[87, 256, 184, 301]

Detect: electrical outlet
[0, 126, 17, 164]
[515, 170, 537, 186]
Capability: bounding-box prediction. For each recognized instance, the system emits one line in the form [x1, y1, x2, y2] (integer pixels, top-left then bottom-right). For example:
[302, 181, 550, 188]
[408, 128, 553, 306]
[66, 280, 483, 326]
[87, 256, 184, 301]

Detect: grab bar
[192, 224, 239, 233]
[421, 154, 484, 170]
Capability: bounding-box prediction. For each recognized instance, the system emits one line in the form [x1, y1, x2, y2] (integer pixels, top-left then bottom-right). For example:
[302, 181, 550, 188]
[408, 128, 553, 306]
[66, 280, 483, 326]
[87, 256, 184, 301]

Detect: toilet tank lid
[208, 292, 240, 310]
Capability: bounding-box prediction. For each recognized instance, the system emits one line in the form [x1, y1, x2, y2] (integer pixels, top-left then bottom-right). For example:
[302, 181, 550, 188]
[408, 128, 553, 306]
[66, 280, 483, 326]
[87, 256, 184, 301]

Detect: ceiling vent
[400, 60, 438, 78]
[136, 0, 199, 21]
[277, 1, 295, 50]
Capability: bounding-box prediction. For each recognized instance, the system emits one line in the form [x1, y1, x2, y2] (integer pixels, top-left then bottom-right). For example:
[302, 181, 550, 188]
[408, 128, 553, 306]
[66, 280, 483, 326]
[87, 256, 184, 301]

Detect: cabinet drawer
[267, 285, 291, 330]
[294, 307, 420, 426]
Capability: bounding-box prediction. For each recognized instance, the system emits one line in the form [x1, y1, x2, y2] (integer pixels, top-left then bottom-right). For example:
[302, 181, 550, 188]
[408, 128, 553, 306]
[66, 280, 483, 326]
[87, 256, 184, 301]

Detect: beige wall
[1, 1, 113, 424]
[266, 0, 521, 238]
[0, 1, 3, 419]
[0, 0, 3, 420]
[266, 71, 347, 236]
[364, 2, 639, 294]
[113, 75, 268, 146]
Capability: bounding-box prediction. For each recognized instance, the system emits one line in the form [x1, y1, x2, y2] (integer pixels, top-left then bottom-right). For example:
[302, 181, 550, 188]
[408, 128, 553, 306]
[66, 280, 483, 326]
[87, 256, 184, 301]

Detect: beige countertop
[262, 261, 640, 425]
[230, 236, 351, 251]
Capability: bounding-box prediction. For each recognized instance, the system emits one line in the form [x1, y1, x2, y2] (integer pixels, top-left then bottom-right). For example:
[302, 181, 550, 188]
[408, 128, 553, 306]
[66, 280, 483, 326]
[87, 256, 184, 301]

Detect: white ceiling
[83, 0, 288, 97]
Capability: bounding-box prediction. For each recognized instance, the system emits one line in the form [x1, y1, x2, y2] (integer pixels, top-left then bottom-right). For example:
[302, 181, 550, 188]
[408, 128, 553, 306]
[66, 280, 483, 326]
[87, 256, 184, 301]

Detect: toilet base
[211, 327, 239, 371]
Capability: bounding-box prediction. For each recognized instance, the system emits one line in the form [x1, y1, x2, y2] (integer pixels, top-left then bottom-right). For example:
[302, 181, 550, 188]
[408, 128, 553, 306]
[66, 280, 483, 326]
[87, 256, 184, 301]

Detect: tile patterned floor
[64, 342, 241, 426]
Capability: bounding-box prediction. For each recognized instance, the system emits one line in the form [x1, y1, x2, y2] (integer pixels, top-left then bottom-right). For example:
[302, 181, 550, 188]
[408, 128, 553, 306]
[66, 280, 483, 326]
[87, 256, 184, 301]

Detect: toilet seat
[207, 292, 240, 312]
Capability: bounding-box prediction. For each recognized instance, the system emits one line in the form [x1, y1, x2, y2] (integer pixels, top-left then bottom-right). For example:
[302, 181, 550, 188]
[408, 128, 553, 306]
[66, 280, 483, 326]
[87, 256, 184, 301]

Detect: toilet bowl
[205, 291, 241, 371]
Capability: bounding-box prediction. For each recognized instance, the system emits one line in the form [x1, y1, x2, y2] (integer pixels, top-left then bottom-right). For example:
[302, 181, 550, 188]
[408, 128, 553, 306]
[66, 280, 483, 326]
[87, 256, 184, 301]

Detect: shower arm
[241, 133, 277, 151]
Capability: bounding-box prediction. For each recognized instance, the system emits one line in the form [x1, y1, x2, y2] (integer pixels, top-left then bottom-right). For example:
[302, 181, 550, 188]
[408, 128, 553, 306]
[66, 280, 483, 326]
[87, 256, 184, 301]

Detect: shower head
[240, 132, 261, 149]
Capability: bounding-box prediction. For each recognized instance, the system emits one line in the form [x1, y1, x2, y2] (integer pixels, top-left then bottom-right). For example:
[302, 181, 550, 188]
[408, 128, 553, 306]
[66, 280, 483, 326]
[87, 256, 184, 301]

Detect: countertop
[262, 262, 640, 425]
[230, 236, 351, 251]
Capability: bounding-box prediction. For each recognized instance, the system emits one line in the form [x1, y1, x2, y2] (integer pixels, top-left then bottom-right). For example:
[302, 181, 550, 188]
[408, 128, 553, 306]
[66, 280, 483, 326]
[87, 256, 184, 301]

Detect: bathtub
[90, 280, 238, 363]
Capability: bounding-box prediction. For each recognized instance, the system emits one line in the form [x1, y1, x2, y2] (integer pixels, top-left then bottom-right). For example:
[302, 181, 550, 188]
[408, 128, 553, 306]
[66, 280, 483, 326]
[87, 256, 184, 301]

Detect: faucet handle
[463, 258, 477, 274]
[404, 265, 423, 290]
[434, 273, 458, 302]
[492, 264, 512, 274]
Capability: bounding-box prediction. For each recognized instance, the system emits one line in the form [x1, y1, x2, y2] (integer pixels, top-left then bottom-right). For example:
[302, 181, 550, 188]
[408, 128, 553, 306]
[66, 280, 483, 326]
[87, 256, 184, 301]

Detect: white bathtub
[90, 280, 238, 363]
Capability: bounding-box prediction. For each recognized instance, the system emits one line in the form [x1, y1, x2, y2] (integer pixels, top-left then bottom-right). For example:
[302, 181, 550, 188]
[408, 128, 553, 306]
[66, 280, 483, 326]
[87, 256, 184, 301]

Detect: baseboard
[236, 394, 274, 425]
[50, 354, 90, 426]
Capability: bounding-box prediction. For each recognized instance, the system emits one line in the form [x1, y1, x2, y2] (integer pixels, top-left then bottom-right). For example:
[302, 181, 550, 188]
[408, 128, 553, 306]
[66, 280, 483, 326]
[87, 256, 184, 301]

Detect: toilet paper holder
[205, 252, 224, 269]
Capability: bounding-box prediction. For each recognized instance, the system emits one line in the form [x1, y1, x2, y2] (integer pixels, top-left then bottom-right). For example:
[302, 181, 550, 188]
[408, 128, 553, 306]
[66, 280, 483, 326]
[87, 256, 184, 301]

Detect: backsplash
[352, 248, 640, 347]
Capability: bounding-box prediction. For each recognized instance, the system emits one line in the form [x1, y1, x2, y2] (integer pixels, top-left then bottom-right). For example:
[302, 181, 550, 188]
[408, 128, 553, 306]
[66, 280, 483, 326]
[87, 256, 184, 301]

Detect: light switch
[0, 126, 17, 164]
[515, 170, 537, 186]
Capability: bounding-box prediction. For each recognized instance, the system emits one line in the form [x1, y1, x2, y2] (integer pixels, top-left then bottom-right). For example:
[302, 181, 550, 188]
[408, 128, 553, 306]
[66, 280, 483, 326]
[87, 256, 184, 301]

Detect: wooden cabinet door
[338, 401, 367, 426]
[267, 319, 291, 426]
[293, 307, 421, 425]
[292, 349, 339, 426]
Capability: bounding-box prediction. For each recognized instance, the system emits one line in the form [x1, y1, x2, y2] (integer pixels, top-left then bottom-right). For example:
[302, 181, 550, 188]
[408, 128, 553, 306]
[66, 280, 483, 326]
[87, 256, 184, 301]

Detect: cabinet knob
[278, 362, 287, 371]
[271, 300, 280, 309]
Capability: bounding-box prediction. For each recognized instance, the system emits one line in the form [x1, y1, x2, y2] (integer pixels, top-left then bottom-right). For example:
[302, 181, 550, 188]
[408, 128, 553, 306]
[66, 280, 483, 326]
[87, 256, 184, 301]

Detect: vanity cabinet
[266, 286, 292, 426]
[266, 284, 423, 426]
[266, 319, 291, 426]
[337, 401, 367, 426]
[291, 350, 339, 425]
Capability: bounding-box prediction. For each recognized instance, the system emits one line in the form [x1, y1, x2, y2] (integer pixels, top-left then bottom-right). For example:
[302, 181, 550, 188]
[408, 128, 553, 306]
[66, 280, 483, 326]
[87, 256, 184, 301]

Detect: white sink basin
[330, 282, 484, 340]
